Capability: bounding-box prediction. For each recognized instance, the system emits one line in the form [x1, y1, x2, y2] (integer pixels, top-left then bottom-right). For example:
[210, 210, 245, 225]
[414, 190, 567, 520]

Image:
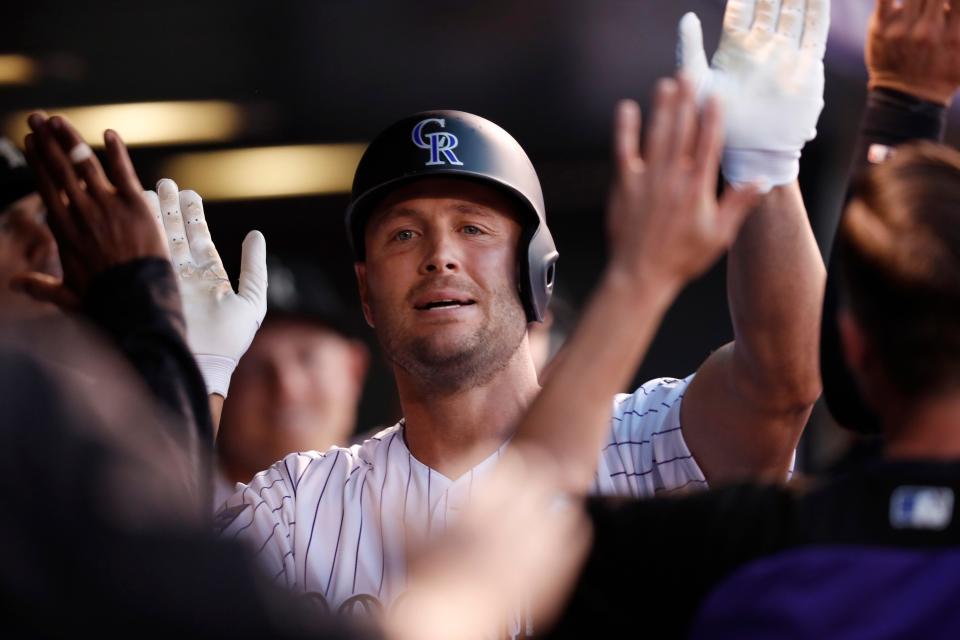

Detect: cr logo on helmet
[411, 118, 464, 167]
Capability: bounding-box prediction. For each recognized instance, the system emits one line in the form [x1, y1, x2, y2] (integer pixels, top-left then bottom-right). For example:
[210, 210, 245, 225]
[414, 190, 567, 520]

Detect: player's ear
[838, 309, 866, 378]
[347, 339, 370, 391]
[838, 308, 886, 410]
[354, 262, 375, 328]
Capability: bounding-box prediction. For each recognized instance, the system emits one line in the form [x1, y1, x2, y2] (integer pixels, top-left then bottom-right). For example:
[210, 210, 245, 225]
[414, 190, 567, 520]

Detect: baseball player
[170, 3, 825, 632]
[421, 67, 769, 640]
[0, 138, 61, 322]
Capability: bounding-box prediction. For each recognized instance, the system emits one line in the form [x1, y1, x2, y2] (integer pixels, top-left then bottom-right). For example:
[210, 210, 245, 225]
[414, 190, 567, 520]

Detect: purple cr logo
[411, 118, 464, 167]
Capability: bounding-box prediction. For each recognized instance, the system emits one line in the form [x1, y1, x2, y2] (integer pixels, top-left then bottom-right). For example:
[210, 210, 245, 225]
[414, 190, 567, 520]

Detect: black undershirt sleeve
[855, 88, 949, 162]
[81, 258, 214, 500]
[820, 89, 948, 433]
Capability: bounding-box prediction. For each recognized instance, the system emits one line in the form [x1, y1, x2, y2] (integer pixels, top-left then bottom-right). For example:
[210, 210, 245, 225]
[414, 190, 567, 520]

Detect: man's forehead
[368, 177, 521, 225]
[259, 317, 346, 342]
[376, 201, 503, 223]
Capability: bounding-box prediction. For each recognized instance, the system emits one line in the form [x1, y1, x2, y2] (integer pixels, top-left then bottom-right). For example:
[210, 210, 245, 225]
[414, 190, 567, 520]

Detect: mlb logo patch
[889, 486, 954, 531]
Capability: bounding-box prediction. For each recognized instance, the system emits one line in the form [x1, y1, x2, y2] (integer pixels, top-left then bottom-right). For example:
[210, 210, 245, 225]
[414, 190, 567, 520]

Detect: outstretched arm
[512, 78, 758, 493]
[15, 114, 216, 491]
[682, 182, 824, 482]
[675, 0, 829, 483]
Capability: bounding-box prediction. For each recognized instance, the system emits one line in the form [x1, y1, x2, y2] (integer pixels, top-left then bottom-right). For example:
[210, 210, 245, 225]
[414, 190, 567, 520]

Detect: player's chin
[407, 310, 482, 338]
[410, 331, 481, 363]
[271, 413, 319, 436]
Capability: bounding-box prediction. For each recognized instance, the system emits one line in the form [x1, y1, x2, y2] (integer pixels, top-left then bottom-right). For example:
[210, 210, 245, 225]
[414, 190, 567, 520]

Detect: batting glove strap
[195, 353, 237, 397]
[722, 148, 800, 192]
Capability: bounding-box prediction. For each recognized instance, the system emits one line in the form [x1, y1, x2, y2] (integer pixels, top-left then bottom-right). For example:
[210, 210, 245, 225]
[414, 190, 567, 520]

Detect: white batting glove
[147, 179, 267, 397]
[677, 0, 830, 190]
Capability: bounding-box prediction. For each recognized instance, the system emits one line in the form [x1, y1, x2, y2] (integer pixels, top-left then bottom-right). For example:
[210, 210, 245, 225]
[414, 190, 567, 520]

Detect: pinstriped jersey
[214, 375, 702, 630]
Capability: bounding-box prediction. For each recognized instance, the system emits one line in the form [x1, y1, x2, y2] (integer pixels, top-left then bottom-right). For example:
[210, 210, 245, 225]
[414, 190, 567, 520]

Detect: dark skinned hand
[868, 0, 960, 105]
[13, 113, 167, 309]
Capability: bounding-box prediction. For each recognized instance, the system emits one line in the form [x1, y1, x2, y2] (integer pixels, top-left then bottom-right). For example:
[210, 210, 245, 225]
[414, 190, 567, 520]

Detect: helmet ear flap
[544, 258, 557, 290]
[522, 225, 559, 323]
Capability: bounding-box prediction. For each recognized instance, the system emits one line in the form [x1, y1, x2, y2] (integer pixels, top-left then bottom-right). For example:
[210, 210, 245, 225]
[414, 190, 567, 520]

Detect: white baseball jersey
[215, 375, 703, 629]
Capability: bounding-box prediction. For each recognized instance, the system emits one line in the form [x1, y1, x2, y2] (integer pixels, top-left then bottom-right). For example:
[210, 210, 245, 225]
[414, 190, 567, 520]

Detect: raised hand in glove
[677, 0, 830, 190]
[147, 179, 267, 397]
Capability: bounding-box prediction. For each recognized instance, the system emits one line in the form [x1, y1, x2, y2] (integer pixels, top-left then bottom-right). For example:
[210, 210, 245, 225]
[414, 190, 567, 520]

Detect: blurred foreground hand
[391, 447, 591, 640]
[14, 113, 166, 309]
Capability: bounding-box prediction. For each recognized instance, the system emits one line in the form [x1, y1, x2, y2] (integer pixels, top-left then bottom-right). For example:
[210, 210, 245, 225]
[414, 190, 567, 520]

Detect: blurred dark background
[3, 0, 958, 472]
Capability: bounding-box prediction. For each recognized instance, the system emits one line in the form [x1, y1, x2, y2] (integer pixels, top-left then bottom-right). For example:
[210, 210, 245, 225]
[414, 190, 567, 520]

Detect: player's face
[219, 319, 365, 476]
[0, 193, 62, 320]
[357, 177, 528, 390]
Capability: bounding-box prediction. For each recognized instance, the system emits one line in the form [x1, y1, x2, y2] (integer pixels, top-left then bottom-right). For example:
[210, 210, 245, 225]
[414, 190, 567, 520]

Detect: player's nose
[7, 208, 60, 275]
[267, 361, 310, 402]
[419, 230, 461, 275]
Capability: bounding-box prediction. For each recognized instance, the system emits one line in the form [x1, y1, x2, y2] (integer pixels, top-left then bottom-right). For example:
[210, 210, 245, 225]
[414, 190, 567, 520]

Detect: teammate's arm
[16, 115, 263, 466]
[511, 78, 758, 493]
[675, 1, 829, 483]
[681, 183, 824, 482]
[15, 115, 217, 459]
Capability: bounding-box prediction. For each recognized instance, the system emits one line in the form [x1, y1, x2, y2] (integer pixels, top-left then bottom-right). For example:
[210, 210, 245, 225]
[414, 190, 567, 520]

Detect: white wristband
[721, 148, 800, 193]
[195, 353, 237, 398]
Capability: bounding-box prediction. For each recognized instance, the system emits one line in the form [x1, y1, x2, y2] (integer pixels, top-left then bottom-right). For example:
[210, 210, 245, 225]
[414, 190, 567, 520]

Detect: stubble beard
[374, 293, 528, 394]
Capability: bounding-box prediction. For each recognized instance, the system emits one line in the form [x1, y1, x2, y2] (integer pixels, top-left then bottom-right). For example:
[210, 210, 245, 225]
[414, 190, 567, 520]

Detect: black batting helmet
[345, 110, 558, 323]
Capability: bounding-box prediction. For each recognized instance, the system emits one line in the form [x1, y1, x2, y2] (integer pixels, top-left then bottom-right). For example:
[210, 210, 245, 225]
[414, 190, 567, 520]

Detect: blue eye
[462, 225, 482, 235]
[395, 229, 415, 241]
